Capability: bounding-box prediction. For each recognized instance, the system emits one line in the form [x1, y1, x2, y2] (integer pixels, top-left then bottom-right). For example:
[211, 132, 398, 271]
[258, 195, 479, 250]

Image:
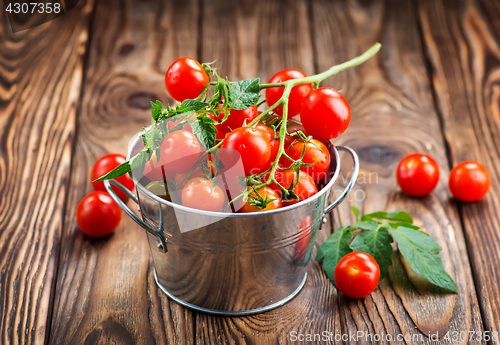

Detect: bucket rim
[127, 133, 341, 218]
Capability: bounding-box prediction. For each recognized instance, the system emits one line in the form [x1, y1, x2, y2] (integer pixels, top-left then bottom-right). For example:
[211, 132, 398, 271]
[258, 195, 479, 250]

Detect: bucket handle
[324, 145, 359, 215]
[104, 179, 168, 253]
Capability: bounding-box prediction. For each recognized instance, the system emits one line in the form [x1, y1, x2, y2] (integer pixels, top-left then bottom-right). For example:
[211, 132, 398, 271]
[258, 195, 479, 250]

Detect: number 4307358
[6, 2, 62, 14]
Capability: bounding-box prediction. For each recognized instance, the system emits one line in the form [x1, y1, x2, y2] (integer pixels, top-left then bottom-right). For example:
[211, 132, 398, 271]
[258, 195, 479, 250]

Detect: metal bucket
[104, 135, 359, 316]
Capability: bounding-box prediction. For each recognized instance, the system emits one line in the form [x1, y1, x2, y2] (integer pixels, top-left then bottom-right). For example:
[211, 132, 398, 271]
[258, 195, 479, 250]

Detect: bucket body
[105, 135, 358, 315]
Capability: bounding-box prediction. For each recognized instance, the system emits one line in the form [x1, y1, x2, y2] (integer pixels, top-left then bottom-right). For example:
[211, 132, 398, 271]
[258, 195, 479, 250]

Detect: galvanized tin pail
[104, 135, 359, 316]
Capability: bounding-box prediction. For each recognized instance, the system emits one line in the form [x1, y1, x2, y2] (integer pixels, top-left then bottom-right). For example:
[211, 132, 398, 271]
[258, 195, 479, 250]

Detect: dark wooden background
[1, 0, 499, 344]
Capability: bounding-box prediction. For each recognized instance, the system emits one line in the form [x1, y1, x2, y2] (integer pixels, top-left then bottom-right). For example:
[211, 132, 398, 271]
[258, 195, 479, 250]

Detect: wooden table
[1, 0, 499, 343]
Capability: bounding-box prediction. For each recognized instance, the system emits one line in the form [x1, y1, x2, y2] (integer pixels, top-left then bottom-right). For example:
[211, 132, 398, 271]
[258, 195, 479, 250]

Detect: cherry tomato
[265, 69, 312, 117]
[240, 186, 282, 213]
[282, 171, 318, 206]
[217, 105, 259, 135]
[449, 161, 490, 202]
[91, 154, 135, 200]
[76, 191, 122, 238]
[160, 130, 204, 174]
[165, 57, 209, 102]
[396, 153, 440, 197]
[281, 139, 331, 183]
[256, 124, 279, 161]
[143, 152, 175, 182]
[181, 177, 225, 212]
[221, 127, 271, 175]
[334, 251, 380, 299]
[300, 87, 351, 140]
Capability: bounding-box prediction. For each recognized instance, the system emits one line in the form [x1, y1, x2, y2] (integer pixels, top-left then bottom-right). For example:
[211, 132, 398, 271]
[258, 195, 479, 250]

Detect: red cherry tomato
[300, 87, 351, 140]
[396, 153, 440, 197]
[449, 161, 490, 202]
[76, 191, 122, 238]
[265, 69, 312, 117]
[181, 177, 225, 212]
[217, 105, 259, 136]
[221, 127, 271, 175]
[263, 168, 318, 206]
[160, 130, 204, 174]
[91, 154, 135, 200]
[256, 124, 279, 161]
[282, 171, 318, 206]
[240, 186, 282, 213]
[334, 251, 380, 299]
[165, 57, 209, 102]
[282, 139, 331, 183]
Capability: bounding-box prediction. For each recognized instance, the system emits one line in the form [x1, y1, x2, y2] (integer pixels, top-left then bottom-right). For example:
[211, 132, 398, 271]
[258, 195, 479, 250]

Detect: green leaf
[388, 226, 457, 293]
[151, 100, 163, 123]
[353, 221, 379, 231]
[191, 115, 217, 149]
[92, 160, 131, 182]
[227, 78, 261, 110]
[350, 227, 393, 279]
[177, 99, 209, 114]
[361, 211, 413, 223]
[351, 206, 360, 222]
[316, 226, 353, 286]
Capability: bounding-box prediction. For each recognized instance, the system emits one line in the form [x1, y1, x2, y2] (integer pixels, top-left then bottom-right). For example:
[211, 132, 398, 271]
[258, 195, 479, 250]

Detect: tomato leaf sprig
[316, 207, 458, 293]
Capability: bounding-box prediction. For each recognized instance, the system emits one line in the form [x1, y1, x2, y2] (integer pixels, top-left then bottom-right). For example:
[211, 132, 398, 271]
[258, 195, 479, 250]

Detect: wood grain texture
[48, 0, 200, 344]
[195, 0, 342, 344]
[311, 0, 485, 343]
[0, 2, 93, 344]
[419, 0, 500, 338]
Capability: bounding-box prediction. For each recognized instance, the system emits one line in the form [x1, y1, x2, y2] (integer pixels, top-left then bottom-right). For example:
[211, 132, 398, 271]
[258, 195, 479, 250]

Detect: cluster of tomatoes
[397, 153, 490, 201]
[144, 57, 352, 213]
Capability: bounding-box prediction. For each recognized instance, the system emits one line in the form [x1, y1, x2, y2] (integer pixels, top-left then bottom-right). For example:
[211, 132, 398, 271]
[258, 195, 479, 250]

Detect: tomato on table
[334, 251, 380, 299]
[281, 139, 331, 183]
[240, 186, 282, 213]
[449, 161, 490, 202]
[165, 57, 209, 102]
[76, 191, 122, 238]
[91, 153, 135, 200]
[220, 126, 271, 175]
[265, 69, 312, 117]
[396, 153, 440, 197]
[160, 130, 204, 174]
[181, 177, 225, 212]
[300, 87, 351, 140]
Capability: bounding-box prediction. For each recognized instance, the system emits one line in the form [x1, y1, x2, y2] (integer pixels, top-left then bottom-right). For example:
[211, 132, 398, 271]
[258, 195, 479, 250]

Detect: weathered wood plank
[0, 2, 94, 344]
[311, 0, 485, 343]
[48, 0, 200, 344]
[419, 0, 500, 338]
